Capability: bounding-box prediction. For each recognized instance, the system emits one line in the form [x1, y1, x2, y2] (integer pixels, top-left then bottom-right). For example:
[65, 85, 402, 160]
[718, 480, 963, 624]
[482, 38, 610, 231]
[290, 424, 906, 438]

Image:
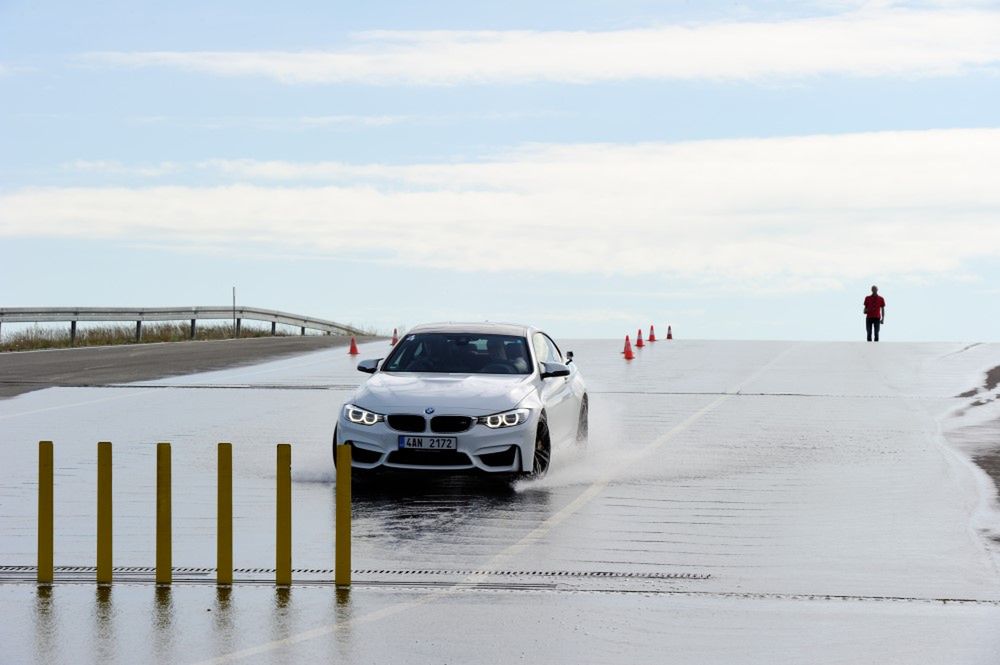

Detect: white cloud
[64, 159, 182, 177]
[82, 8, 1000, 85]
[295, 115, 405, 127]
[123, 111, 550, 131]
[132, 114, 408, 130]
[0, 62, 38, 76]
[4, 128, 1000, 288]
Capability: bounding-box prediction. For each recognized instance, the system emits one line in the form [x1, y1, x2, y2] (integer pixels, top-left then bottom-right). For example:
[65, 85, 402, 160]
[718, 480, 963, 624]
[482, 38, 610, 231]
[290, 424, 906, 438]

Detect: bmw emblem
[425, 407, 435, 415]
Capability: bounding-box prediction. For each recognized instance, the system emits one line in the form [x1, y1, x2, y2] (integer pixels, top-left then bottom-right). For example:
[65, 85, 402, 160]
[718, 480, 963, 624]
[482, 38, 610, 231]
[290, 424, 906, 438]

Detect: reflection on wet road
[4, 339, 1000, 663]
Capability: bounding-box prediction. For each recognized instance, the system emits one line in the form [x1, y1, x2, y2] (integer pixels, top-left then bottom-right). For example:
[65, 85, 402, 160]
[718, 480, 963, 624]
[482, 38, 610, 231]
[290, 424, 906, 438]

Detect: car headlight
[343, 404, 385, 426]
[477, 408, 530, 429]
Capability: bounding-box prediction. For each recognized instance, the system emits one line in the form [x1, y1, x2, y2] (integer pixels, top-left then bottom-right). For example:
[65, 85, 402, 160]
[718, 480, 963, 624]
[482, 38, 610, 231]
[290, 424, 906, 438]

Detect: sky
[1, 0, 999, 341]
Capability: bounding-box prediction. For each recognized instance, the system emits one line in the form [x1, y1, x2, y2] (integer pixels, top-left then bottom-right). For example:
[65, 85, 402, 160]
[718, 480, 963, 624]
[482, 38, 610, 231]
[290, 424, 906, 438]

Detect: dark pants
[866, 317, 881, 342]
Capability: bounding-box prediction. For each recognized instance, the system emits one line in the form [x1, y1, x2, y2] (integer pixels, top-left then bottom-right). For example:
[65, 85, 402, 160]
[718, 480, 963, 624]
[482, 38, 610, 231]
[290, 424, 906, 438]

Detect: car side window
[532, 333, 551, 364]
[543, 334, 563, 362]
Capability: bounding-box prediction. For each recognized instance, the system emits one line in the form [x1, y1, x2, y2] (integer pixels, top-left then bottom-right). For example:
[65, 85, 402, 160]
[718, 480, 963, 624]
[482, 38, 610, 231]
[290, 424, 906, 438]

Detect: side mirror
[540, 361, 571, 379]
[565, 351, 574, 364]
[357, 358, 381, 374]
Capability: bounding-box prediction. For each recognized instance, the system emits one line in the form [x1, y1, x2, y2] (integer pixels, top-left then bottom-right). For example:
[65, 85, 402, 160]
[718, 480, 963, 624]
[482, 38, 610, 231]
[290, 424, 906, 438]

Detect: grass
[0, 322, 295, 352]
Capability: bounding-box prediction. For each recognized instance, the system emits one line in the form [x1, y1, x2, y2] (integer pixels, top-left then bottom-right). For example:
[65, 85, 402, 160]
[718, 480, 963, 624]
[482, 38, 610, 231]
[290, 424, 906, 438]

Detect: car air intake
[478, 446, 517, 468]
[350, 445, 382, 464]
[430, 416, 473, 433]
[387, 450, 471, 467]
[387, 415, 426, 433]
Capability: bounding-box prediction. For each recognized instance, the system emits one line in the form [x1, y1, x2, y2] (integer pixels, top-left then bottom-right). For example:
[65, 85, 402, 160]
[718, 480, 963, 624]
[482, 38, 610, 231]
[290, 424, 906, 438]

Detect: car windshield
[382, 332, 532, 374]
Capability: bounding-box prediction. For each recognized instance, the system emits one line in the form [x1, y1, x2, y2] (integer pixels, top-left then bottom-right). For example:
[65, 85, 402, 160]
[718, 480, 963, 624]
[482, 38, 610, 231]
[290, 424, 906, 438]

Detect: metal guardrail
[0, 306, 364, 338]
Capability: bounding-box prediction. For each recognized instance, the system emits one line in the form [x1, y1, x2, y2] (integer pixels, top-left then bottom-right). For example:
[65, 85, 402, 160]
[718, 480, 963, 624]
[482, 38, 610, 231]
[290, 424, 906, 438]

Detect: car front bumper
[335, 414, 536, 473]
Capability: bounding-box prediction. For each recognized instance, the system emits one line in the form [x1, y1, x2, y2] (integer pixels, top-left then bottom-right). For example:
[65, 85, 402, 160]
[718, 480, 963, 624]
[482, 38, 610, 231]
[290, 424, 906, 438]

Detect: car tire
[527, 418, 551, 479]
[576, 395, 589, 447]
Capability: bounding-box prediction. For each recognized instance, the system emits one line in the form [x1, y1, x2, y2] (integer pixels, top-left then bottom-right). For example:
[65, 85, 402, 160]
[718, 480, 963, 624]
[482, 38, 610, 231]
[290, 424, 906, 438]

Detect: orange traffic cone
[636, 329, 645, 348]
[349, 336, 359, 355]
[622, 335, 635, 360]
[648, 325, 657, 342]
[667, 325, 673, 340]
[390, 328, 399, 345]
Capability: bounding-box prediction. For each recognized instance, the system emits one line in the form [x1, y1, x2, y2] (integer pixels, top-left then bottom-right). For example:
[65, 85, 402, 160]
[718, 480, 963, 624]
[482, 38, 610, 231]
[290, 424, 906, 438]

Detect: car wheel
[576, 395, 589, 447]
[528, 418, 551, 478]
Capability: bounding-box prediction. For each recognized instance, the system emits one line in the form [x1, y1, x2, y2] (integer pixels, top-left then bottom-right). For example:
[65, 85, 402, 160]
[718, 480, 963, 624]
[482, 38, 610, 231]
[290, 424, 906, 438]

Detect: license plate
[398, 435, 457, 450]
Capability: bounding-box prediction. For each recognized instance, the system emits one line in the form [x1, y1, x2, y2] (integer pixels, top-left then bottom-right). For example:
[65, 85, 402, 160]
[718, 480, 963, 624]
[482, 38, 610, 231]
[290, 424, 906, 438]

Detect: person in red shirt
[863, 285, 886, 342]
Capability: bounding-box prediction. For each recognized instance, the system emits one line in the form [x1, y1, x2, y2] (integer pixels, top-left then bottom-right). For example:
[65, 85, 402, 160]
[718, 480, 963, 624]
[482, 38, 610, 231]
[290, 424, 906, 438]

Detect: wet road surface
[2, 339, 1000, 663]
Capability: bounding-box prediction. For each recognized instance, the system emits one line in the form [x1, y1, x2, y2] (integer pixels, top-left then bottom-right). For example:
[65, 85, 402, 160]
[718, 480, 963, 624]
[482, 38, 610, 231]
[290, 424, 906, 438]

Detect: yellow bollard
[335, 444, 351, 587]
[217, 442, 233, 585]
[276, 443, 292, 586]
[38, 441, 54, 584]
[96, 441, 112, 584]
[156, 442, 171, 585]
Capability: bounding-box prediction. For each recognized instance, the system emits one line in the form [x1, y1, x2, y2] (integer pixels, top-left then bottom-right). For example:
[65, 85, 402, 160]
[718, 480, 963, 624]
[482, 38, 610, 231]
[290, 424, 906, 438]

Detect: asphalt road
[2, 339, 1000, 664]
[0, 336, 369, 398]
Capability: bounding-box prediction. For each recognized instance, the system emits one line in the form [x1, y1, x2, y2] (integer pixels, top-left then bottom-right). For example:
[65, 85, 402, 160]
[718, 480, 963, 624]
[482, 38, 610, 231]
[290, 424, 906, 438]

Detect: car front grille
[387, 415, 426, 433]
[430, 416, 473, 433]
[387, 414, 474, 433]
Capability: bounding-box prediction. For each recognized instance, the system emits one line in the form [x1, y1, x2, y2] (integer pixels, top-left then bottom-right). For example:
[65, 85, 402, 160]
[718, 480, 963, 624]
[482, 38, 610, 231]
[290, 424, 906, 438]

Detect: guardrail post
[276, 444, 292, 586]
[156, 442, 171, 585]
[135, 320, 142, 341]
[97, 441, 112, 584]
[217, 442, 233, 585]
[70, 321, 77, 346]
[271, 321, 276, 336]
[300, 326, 305, 336]
[38, 441, 54, 584]
[190, 319, 197, 339]
[335, 444, 351, 586]
[236, 318, 242, 337]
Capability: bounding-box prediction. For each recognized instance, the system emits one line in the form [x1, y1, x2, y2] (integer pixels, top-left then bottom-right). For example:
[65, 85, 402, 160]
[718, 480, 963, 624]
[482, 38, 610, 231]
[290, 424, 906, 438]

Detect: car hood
[352, 372, 535, 415]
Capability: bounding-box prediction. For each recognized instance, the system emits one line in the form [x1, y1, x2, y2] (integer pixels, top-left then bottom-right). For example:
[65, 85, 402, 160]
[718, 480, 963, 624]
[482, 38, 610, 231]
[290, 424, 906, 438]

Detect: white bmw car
[334, 322, 588, 477]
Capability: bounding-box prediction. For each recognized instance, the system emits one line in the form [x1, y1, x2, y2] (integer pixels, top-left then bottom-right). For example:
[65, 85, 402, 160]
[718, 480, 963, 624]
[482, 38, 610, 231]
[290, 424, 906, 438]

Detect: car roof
[406, 322, 532, 337]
